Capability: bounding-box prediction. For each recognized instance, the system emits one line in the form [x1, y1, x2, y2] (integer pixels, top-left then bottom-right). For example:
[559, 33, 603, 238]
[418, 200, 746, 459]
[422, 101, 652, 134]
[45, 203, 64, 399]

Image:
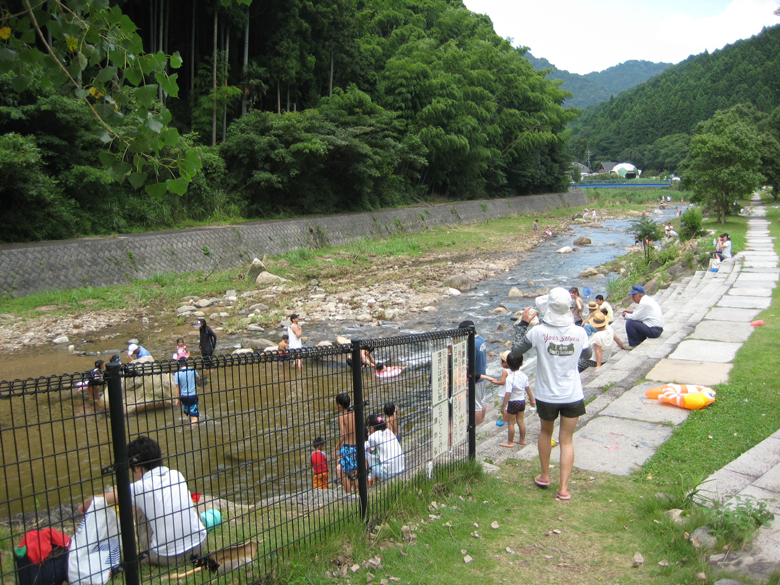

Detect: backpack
[14, 528, 71, 585]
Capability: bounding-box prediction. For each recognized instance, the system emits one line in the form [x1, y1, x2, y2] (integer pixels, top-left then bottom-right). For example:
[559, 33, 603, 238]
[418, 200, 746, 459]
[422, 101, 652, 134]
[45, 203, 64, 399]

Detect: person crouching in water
[365, 414, 405, 481]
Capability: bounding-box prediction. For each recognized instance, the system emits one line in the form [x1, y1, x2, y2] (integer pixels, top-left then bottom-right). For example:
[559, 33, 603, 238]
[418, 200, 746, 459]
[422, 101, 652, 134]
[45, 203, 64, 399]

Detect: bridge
[573, 179, 672, 189]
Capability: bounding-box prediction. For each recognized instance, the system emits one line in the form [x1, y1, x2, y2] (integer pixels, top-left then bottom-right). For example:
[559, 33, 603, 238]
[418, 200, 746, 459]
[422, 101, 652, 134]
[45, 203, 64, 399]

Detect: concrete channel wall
[0, 191, 588, 298]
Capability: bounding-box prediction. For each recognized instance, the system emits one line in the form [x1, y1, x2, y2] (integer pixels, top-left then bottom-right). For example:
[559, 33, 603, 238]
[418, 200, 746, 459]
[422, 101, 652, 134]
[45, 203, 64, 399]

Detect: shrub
[678, 207, 704, 241]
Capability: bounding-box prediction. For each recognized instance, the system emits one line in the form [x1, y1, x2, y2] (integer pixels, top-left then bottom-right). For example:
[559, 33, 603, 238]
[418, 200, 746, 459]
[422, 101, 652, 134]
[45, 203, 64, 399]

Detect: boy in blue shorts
[174, 358, 200, 425]
[333, 393, 358, 494]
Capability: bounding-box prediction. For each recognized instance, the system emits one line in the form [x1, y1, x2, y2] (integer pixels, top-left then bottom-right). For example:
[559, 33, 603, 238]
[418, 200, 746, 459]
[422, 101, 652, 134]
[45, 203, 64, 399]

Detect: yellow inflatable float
[645, 384, 716, 410]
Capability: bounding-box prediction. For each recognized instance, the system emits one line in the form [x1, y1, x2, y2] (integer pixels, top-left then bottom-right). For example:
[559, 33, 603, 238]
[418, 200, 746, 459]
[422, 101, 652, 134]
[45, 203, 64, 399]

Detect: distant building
[611, 162, 640, 179]
[572, 162, 591, 175]
[596, 161, 618, 174]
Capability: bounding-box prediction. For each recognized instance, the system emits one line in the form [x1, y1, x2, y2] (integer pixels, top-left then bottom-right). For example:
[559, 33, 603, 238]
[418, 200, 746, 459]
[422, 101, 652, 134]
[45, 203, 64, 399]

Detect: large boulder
[443, 275, 477, 292]
[573, 237, 592, 246]
[555, 246, 573, 254]
[241, 337, 277, 350]
[101, 356, 175, 414]
[256, 272, 288, 285]
[579, 267, 599, 278]
[246, 258, 266, 281]
[507, 286, 523, 298]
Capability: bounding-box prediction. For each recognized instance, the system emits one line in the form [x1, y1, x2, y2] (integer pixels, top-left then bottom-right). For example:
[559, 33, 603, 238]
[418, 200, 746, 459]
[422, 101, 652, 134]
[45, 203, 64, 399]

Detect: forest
[0, 0, 578, 243]
[569, 24, 780, 174]
[524, 54, 670, 110]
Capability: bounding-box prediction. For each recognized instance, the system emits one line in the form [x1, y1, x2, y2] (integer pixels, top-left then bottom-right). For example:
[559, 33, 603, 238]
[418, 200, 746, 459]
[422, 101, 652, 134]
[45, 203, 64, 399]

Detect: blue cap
[628, 285, 645, 296]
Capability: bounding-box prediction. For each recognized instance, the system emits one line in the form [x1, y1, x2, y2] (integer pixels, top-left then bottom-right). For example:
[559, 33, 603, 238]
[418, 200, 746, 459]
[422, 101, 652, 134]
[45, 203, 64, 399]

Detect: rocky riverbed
[0, 207, 649, 360]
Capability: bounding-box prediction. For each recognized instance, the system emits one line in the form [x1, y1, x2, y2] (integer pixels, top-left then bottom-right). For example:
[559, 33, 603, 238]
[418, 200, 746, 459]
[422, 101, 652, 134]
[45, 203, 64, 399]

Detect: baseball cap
[628, 285, 645, 296]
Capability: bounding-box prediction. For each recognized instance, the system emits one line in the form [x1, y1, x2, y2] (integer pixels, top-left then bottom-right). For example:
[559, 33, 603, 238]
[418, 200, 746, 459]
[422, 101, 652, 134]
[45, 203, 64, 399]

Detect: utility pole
[587, 148, 591, 172]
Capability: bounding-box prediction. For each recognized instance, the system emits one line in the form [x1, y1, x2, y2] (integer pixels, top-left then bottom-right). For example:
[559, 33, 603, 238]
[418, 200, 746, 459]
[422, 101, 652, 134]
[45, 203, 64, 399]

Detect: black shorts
[507, 400, 526, 415]
[536, 399, 585, 421]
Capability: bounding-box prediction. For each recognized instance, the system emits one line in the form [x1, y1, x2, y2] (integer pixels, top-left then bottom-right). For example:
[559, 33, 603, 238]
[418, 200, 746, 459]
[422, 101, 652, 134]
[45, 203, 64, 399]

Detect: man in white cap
[127, 343, 152, 360]
[511, 287, 589, 501]
[622, 285, 663, 348]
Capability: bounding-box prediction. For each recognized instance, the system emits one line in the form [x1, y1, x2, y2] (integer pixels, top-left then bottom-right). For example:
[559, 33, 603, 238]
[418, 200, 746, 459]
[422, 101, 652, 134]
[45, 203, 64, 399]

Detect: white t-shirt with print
[526, 323, 589, 404]
[505, 370, 530, 402]
[130, 467, 207, 558]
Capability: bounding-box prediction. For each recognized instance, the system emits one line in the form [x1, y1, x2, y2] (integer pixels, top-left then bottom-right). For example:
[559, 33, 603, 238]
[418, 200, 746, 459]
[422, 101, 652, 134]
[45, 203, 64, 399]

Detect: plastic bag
[67, 497, 121, 585]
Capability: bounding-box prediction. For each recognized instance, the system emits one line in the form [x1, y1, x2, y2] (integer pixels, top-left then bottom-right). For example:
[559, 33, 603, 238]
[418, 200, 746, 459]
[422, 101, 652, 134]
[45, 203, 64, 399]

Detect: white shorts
[474, 380, 489, 411]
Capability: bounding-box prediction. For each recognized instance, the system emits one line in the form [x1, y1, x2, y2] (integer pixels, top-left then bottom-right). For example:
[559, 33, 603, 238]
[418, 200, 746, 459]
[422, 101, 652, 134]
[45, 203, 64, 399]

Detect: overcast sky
[462, 0, 780, 74]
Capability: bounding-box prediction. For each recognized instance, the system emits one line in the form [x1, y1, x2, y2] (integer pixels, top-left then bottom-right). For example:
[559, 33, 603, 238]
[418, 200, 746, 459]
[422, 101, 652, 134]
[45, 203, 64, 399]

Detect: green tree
[683, 107, 764, 223]
[627, 216, 664, 263]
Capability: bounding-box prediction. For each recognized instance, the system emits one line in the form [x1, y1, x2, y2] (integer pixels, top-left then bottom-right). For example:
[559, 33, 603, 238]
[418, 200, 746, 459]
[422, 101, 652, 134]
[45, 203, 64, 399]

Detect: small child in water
[173, 338, 190, 360]
[500, 353, 535, 448]
[311, 437, 329, 489]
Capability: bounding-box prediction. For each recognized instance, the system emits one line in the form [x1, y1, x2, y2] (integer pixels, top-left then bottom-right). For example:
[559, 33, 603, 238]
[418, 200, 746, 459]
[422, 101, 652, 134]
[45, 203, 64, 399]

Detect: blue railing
[573, 179, 672, 189]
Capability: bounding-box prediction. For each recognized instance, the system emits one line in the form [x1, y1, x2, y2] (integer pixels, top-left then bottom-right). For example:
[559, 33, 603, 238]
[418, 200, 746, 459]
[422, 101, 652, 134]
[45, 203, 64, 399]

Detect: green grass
[270, 459, 777, 585]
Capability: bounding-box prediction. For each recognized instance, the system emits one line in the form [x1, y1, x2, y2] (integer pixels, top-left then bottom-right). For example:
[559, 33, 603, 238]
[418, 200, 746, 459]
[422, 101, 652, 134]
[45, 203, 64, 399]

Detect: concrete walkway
[475, 193, 778, 582]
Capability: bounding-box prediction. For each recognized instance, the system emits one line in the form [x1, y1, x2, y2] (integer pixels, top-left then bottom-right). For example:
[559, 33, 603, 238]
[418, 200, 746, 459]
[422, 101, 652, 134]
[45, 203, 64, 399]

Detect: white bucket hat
[536, 287, 574, 327]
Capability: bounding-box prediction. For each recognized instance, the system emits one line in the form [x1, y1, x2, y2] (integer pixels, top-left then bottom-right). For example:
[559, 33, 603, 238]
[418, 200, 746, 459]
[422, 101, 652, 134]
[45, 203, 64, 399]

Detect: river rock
[232, 348, 254, 355]
[526, 287, 550, 298]
[249, 303, 269, 312]
[103, 356, 174, 414]
[335, 336, 351, 345]
[556, 246, 573, 254]
[241, 337, 276, 350]
[256, 272, 288, 285]
[582, 223, 603, 228]
[356, 313, 372, 322]
[195, 299, 214, 308]
[177, 305, 197, 314]
[443, 275, 477, 292]
[246, 258, 267, 281]
[246, 324, 264, 332]
[383, 309, 399, 320]
[492, 307, 508, 313]
[573, 237, 592, 246]
[316, 341, 333, 347]
[423, 306, 438, 312]
[508, 287, 523, 298]
[53, 336, 69, 344]
[225, 289, 237, 298]
[447, 287, 461, 296]
[690, 526, 717, 550]
[579, 267, 599, 278]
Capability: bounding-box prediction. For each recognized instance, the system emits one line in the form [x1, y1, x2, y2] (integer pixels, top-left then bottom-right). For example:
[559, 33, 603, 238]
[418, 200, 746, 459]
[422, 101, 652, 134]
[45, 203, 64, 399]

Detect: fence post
[466, 328, 476, 460]
[106, 363, 140, 585]
[350, 341, 369, 520]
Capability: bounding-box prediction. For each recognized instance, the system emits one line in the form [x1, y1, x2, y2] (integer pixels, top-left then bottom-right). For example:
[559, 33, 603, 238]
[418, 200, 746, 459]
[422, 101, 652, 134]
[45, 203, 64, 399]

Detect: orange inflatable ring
[645, 383, 716, 410]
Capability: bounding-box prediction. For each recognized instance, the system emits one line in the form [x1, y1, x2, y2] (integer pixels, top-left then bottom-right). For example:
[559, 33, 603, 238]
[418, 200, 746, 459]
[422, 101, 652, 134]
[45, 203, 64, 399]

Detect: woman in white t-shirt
[365, 414, 405, 481]
[287, 313, 303, 368]
[511, 287, 590, 501]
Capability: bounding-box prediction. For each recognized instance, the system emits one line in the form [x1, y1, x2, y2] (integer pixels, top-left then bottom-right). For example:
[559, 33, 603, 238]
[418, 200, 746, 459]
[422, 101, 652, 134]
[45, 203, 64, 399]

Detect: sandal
[534, 476, 550, 488]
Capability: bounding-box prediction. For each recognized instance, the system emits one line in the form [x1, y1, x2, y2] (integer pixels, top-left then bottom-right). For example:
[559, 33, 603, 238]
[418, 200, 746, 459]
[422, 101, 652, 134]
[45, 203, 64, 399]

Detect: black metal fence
[0, 328, 475, 585]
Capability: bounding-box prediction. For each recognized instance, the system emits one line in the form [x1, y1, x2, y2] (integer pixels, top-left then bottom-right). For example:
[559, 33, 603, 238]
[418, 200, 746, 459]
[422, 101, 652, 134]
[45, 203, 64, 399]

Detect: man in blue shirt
[459, 321, 490, 426]
[174, 358, 200, 425]
[127, 343, 152, 360]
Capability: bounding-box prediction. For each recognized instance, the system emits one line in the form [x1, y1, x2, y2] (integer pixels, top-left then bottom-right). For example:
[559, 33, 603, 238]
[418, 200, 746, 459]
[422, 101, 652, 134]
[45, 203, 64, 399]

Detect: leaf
[135, 85, 158, 106]
[98, 151, 117, 168]
[74, 88, 90, 99]
[19, 48, 43, 65]
[170, 51, 182, 69]
[184, 150, 202, 172]
[159, 128, 180, 147]
[165, 176, 189, 196]
[96, 66, 118, 83]
[11, 75, 32, 93]
[144, 117, 163, 133]
[124, 65, 143, 86]
[145, 182, 167, 199]
[107, 160, 132, 183]
[0, 48, 18, 61]
[127, 172, 148, 189]
[162, 73, 179, 98]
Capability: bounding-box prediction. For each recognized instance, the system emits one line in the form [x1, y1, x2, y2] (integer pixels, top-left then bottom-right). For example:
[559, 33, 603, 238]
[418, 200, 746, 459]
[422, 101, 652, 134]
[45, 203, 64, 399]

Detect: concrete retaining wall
[0, 191, 588, 298]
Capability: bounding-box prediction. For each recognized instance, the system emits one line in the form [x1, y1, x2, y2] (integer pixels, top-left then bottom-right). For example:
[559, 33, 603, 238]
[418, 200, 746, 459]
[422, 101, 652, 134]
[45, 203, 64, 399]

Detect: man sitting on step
[622, 285, 664, 348]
